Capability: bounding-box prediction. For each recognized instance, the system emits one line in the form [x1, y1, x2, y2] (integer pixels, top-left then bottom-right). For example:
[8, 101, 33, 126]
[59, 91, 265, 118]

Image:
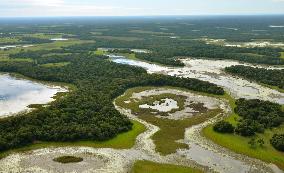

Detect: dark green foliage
[108, 49, 133, 54]
[225, 65, 284, 89]
[257, 138, 265, 147]
[235, 119, 264, 136]
[270, 134, 284, 152]
[0, 50, 224, 152]
[136, 52, 185, 67]
[53, 156, 83, 163]
[213, 121, 234, 133]
[234, 99, 284, 136]
[21, 37, 53, 44]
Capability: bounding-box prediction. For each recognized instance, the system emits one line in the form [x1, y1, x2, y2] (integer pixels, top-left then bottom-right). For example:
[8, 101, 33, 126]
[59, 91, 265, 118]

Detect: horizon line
[1, 14, 284, 18]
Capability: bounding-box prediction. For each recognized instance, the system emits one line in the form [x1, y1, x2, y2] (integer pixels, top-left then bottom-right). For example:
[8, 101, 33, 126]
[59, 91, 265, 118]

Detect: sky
[0, 0, 284, 17]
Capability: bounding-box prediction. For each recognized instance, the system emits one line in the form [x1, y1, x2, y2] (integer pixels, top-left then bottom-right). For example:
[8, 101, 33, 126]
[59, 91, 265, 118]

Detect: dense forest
[0, 50, 224, 152]
[225, 65, 284, 89]
[92, 38, 284, 66]
[2, 16, 284, 66]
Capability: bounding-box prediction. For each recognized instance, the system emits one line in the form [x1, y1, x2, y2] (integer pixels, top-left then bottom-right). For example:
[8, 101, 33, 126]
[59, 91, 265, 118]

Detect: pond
[0, 74, 66, 117]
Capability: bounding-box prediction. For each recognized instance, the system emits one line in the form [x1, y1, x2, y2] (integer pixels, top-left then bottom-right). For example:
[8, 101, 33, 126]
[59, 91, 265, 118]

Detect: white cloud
[0, 0, 283, 17]
[0, 0, 126, 16]
[7, 0, 65, 7]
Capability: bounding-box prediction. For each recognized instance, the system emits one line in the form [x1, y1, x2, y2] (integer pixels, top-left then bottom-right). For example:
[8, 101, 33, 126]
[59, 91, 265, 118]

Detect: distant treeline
[93, 38, 284, 66]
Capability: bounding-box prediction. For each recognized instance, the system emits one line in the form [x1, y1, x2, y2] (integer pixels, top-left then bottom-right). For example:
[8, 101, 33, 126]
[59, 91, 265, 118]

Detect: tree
[213, 121, 234, 133]
[270, 134, 284, 152]
[257, 138, 265, 147]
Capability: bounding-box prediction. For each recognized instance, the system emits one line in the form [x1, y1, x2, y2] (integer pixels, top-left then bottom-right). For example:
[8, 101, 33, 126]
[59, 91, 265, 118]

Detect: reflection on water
[0, 74, 65, 117]
[110, 56, 284, 104]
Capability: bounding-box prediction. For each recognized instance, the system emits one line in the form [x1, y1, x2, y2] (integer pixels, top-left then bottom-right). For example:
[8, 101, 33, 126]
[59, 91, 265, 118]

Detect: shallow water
[0, 45, 33, 50]
[0, 74, 65, 117]
[50, 38, 69, 41]
[110, 57, 284, 104]
[139, 98, 178, 112]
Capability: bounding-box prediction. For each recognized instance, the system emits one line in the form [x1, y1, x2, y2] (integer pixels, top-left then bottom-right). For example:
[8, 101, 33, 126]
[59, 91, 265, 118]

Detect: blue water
[0, 74, 63, 117]
[0, 74, 46, 101]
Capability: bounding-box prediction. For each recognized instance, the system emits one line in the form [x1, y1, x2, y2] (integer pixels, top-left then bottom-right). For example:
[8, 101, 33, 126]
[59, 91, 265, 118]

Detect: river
[110, 56, 284, 104]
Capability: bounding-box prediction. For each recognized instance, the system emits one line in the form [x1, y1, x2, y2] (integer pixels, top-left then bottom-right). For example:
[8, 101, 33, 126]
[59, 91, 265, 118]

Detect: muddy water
[0, 74, 66, 117]
[111, 57, 284, 104]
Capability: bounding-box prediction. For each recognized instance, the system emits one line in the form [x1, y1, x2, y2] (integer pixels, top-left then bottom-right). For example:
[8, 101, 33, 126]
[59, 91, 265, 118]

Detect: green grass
[40, 62, 70, 68]
[203, 125, 284, 170]
[240, 53, 264, 57]
[0, 120, 146, 159]
[22, 33, 63, 39]
[53, 156, 83, 164]
[26, 39, 94, 51]
[129, 30, 174, 36]
[0, 39, 94, 57]
[94, 49, 105, 55]
[141, 109, 220, 155]
[94, 36, 143, 41]
[261, 83, 284, 93]
[0, 37, 19, 43]
[120, 53, 137, 60]
[280, 52, 284, 59]
[202, 93, 284, 170]
[131, 160, 203, 173]
[122, 92, 186, 116]
[115, 86, 222, 155]
[0, 57, 33, 62]
[90, 32, 103, 35]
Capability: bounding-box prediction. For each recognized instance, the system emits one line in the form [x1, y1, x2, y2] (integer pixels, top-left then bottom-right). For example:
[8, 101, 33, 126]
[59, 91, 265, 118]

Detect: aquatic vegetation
[53, 156, 83, 164]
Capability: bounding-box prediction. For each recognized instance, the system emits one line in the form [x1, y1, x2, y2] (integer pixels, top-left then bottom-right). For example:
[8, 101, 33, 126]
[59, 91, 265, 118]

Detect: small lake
[0, 74, 66, 117]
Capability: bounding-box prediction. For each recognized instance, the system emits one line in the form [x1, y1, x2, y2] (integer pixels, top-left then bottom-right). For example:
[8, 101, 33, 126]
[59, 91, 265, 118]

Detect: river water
[111, 56, 284, 104]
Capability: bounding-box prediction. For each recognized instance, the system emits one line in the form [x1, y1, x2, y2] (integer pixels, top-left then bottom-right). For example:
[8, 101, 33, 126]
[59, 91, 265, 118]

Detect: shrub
[270, 134, 284, 152]
[213, 121, 234, 133]
[235, 120, 264, 136]
[248, 138, 257, 148]
[257, 138, 265, 147]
